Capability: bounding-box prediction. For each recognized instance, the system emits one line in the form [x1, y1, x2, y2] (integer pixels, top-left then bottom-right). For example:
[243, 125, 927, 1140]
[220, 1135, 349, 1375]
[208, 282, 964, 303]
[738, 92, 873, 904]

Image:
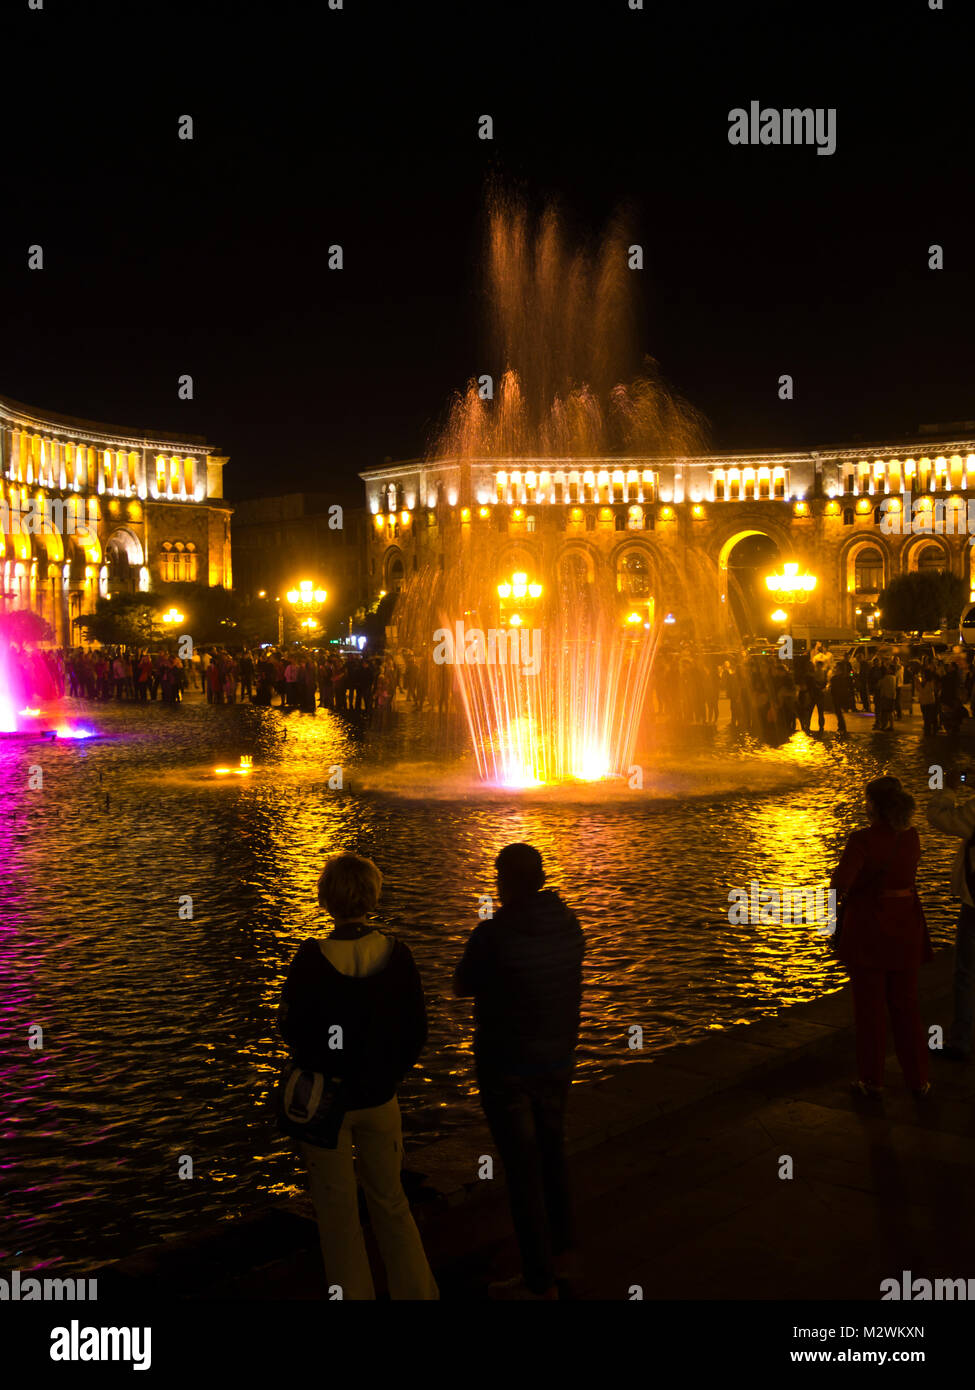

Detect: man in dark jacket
[829, 659, 854, 734]
[453, 842, 585, 1300]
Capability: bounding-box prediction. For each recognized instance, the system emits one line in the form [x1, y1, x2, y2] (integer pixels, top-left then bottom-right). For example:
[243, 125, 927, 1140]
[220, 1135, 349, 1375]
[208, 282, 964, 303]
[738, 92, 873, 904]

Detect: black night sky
[2, 0, 972, 504]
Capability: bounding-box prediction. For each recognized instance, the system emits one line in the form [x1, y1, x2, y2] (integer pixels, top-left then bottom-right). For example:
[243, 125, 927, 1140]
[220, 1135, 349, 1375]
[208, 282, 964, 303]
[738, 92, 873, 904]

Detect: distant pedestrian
[916, 670, 938, 735]
[829, 660, 853, 734]
[875, 665, 896, 731]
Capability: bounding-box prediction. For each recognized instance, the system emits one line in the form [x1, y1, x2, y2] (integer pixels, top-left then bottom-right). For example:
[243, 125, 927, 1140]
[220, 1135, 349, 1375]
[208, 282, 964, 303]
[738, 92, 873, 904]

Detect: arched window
[917, 544, 947, 576]
[558, 551, 591, 591]
[854, 547, 884, 593]
[387, 555, 405, 592]
[618, 552, 651, 599]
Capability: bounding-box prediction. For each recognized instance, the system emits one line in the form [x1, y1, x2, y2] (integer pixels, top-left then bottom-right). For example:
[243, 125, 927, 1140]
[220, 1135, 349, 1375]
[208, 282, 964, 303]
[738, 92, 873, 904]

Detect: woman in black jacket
[279, 853, 438, 1299]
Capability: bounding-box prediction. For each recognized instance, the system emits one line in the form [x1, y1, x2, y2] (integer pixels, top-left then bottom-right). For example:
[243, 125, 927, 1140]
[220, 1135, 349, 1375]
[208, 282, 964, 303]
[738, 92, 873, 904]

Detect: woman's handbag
[274, 1061, 347, 1150]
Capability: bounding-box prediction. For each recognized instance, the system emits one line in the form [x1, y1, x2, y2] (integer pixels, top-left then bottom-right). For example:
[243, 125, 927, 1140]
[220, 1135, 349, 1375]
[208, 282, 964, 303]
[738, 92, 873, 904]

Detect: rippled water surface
[0, 696, 960, 1271]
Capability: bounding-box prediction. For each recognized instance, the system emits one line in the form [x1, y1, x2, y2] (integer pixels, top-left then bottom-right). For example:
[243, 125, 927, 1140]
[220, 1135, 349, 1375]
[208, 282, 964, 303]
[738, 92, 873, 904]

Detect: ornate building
[361, 432, 975, 642]
[1, 394, 232, 643]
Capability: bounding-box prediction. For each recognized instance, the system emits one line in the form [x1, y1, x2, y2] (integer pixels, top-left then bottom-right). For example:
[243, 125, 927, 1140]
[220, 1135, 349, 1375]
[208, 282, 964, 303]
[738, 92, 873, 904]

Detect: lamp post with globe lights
[283, 580, 328, 646]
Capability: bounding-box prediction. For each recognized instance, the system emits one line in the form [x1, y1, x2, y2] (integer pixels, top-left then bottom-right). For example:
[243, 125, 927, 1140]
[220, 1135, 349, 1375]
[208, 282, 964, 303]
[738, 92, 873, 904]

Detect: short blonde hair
[318, 853, 382, 920]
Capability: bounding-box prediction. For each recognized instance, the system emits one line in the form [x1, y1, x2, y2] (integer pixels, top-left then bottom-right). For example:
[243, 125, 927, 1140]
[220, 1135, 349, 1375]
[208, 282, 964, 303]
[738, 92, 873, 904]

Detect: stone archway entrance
[718, 530, 781, 640]
[104, 527, 144, 596]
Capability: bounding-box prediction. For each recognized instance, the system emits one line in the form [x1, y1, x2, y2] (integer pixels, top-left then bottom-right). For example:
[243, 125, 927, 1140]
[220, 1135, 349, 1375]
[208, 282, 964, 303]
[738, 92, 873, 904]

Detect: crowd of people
[2, 643, 456, 721]
[650, 641, 975, 739]
[198, 648, 454, 717]
[6, 637, 975, 745]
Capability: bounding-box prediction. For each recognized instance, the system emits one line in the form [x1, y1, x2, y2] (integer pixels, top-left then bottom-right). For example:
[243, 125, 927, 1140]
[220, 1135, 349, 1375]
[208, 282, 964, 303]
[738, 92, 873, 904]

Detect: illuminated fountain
[0, 639, 94, 741]
[392, 187, 704, 786]
[438, 568, 659, 787]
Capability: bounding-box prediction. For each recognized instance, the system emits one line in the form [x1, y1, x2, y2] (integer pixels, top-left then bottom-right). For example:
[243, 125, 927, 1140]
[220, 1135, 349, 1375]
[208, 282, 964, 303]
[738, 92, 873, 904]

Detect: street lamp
[764, 563, 816, 642]
[282, 580, 328, 645]
[497, 570, 543, 627]
[162, 608, 184, 625]
[765, 562, 817, 598]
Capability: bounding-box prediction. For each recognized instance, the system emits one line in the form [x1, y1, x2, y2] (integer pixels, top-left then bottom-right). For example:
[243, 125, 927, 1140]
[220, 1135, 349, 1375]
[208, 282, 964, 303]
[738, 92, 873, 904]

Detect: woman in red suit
[830, 776, 933, 1097]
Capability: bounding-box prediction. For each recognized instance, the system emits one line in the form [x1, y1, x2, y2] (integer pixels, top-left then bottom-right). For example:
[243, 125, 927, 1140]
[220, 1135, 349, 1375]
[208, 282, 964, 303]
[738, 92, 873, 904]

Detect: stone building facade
[0, 393, 232, 644]
[361, 433, 975, 642]
[231, 493, 368, 629]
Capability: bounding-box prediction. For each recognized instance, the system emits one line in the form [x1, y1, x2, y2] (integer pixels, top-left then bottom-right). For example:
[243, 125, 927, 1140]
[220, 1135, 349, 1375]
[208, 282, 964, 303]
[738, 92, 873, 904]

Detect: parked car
[961, 603, 975, 647]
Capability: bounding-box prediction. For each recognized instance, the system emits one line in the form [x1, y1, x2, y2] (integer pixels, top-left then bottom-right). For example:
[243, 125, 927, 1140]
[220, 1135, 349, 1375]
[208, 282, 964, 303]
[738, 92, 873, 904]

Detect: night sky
[2, 0, 972, 504]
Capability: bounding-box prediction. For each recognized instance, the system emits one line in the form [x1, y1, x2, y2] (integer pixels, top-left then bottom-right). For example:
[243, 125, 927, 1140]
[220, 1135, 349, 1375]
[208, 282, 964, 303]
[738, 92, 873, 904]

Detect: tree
[878, 570, 968, 634]
[74, 594, 157, 647]
[0, 610, 53, 645]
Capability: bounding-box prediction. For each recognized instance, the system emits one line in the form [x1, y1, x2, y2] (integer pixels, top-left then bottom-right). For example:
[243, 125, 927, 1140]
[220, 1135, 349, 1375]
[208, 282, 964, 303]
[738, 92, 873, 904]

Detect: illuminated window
[917, 544, 946, 576]
[618, 552, 651, 599]
[855, 547, 884, 593]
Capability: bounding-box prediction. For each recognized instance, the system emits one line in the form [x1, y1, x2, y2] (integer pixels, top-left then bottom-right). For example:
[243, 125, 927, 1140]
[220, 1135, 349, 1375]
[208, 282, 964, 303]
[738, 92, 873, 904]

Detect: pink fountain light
[0, 642, 24, 734]
[0, 640, 94, 740]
